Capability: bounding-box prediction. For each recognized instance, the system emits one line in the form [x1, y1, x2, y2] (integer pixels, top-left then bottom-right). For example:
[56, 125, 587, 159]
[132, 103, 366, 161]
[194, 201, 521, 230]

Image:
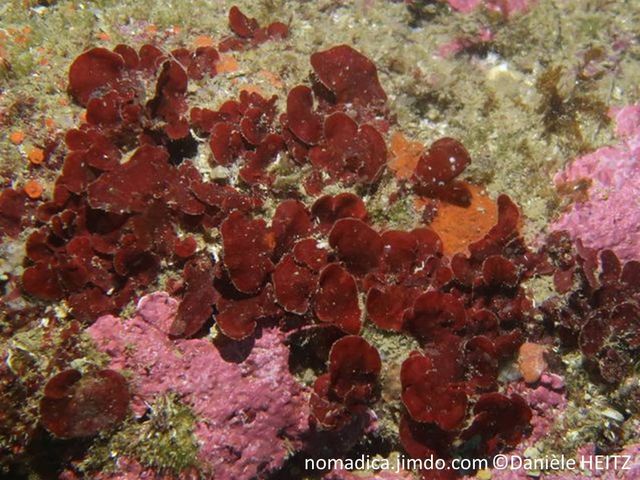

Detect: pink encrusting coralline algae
[552, 105, 640, 262]
[87, 292, 310, 480]
[3, 3, 640, 478]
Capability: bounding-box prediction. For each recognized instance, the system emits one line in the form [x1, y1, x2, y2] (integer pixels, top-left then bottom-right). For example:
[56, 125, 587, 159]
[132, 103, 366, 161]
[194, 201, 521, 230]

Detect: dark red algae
[40, 369, 130, 438]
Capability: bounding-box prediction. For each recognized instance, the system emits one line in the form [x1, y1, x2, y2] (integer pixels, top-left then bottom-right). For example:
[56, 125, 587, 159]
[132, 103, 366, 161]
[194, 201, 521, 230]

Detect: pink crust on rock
[135, 291, 179, 334]
[438, 0, 534, 60]
[87, 292, 309, 480]
[552, 104, 640, 262]
[447, 0, 483, 12]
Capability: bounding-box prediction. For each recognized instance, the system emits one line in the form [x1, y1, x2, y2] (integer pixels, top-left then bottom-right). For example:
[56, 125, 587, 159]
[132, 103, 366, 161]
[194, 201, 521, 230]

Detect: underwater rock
[87, 292, 310, 480]
[4, 3, 638, 477]
[447, 0, 536, 17]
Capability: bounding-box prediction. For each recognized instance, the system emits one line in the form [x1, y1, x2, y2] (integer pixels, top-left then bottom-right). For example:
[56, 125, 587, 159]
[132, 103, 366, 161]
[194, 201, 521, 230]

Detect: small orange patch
[14, 31, 30, 45]
[412, 196, 431, 212]
[28, 147, 45, 165]
[430, 183, 498, 256]
[258, 70, 284, 90]
[194, 35, 215, 48]
[518, 342, 548, 384]
[97, 32, 111, 41]
[44, 118, 56, 129]
[10, 130, 25, 145]
[24, 179, 43, 199]
[216, 54, 239, 74]
[388, 131, 423, 180]
[265, 231, 277, 251]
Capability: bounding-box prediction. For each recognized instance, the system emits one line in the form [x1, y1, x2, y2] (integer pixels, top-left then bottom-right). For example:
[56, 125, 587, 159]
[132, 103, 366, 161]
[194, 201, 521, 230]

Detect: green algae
[2, 318, 110, 383]
[367, 177, 422, 231]
[522, 274, 556, 308]
[83, 393, 201, 475]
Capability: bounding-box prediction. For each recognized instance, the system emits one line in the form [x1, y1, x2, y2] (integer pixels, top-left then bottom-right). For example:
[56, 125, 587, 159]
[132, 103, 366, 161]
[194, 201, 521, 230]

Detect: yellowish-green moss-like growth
[84, 394, 201, 475]
[361, 323, 421, 446]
